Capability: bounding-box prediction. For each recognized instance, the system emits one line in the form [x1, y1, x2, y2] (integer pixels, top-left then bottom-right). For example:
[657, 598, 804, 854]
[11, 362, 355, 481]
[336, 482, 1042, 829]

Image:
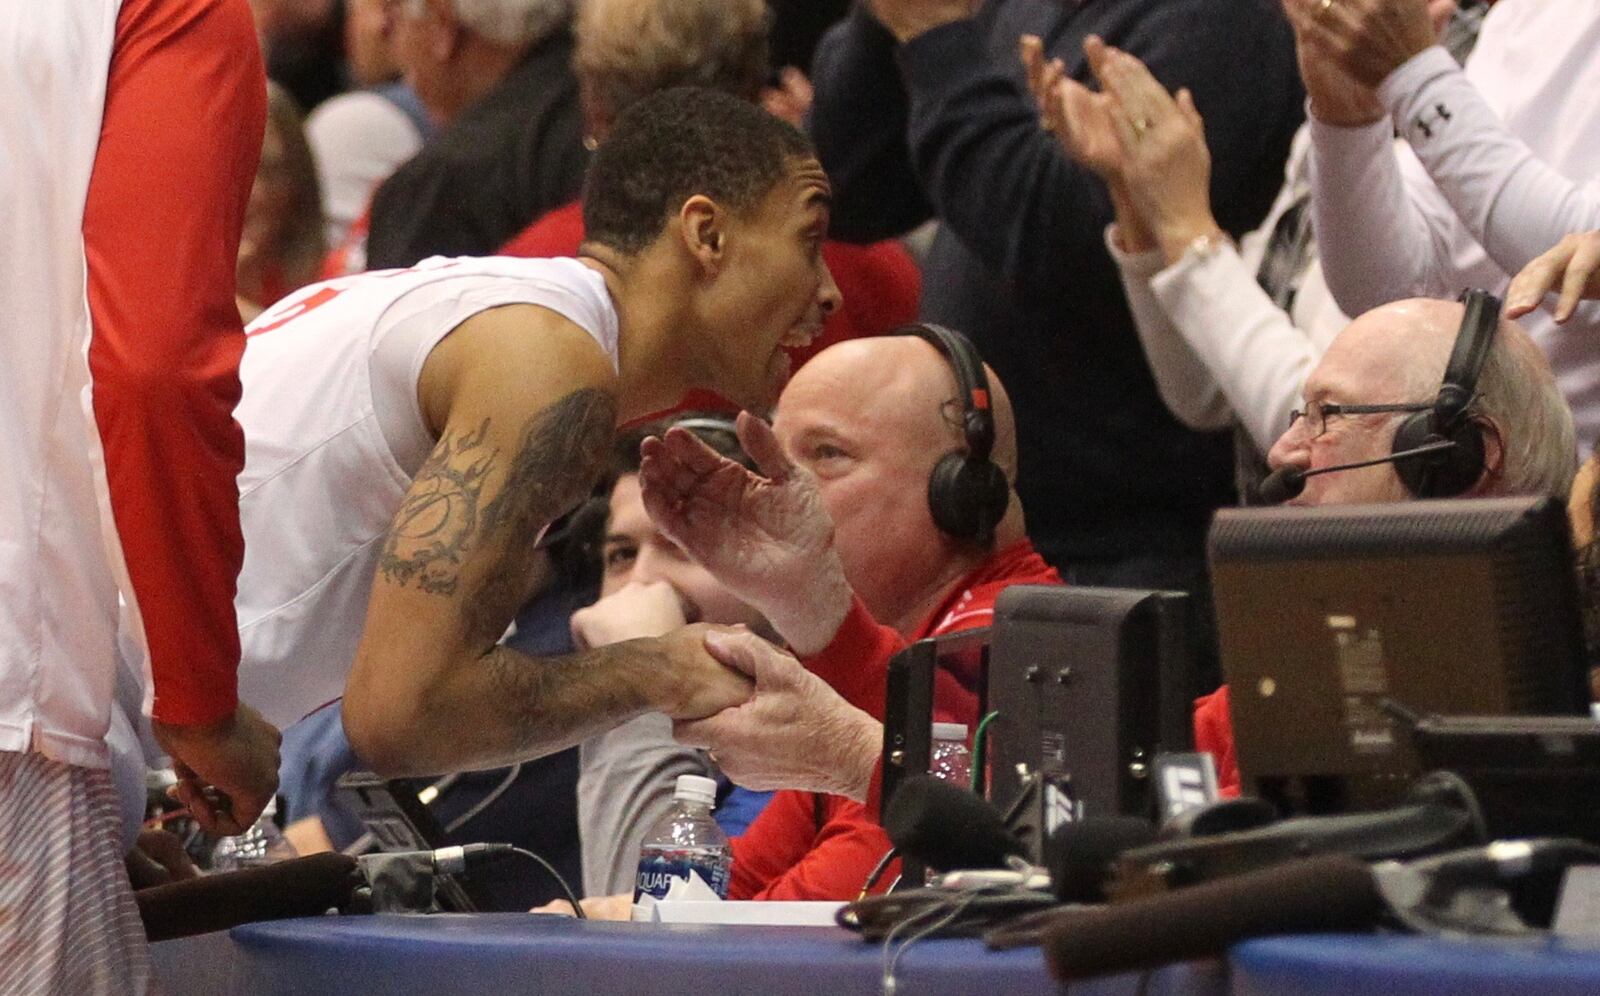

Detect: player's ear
[678, 195, 726, 276]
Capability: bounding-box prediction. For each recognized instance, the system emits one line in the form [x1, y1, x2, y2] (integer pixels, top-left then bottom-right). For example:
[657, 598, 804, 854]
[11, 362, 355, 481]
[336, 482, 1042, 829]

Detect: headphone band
[1436, 288, 1500, 429]
[895, 322, 996, 462]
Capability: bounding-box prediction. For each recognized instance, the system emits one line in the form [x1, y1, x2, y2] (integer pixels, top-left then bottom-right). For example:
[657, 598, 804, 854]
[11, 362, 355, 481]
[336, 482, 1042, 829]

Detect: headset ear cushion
[928, 453, 1010, 541]
[1392, 410, 1486, 498]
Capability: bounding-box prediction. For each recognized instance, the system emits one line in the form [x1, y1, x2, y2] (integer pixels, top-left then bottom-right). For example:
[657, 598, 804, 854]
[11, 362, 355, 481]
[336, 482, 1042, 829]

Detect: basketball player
[230, 87, 841, 776]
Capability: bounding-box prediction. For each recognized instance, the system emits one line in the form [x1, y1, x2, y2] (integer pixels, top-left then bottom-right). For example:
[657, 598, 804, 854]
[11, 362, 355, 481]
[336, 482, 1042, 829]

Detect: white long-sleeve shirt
[1310, 0, 1600, 449]
[1110, 128, 1349, 454]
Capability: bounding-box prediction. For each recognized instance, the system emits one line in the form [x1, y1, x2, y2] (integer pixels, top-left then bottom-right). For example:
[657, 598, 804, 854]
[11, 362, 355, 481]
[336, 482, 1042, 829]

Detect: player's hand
[646, 624, 756, 722]
[1507, 230, 1600, 323]
[673, 630, 880, 801]
[638, 412, 852, 655]
[151, 703, 281, 836]
[570, 580, 690, 650]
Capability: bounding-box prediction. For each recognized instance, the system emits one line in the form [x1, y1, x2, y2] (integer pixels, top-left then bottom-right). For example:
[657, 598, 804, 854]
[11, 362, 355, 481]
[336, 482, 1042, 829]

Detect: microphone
[1038, 854, 1386, 980]
[135, 852, 361, 942]
[1258, 439, 1459, 505]
[885, 775, 1026, 872]
[1048, 817, 1157, 904]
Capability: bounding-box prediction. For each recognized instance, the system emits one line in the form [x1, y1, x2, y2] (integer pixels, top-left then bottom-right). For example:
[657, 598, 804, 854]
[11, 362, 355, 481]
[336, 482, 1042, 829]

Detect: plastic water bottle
[210, 797, 297, 872]
[634, 774, 732, 901]
[930, 722, 972, 787]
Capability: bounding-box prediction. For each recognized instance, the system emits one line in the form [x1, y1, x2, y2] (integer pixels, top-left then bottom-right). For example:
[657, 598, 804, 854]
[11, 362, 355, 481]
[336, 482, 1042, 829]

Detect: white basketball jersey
[234, 256, 619, 726]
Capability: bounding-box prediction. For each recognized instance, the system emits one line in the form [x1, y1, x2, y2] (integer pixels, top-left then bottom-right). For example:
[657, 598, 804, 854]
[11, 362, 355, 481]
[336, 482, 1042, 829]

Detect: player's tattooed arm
[377, 417, 498, 596]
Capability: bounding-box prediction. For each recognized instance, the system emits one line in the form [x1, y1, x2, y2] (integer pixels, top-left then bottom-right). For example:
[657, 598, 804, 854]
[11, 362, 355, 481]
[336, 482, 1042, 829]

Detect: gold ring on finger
[1132, 117, 1154, 137]
[1317, 0, 1334, 15]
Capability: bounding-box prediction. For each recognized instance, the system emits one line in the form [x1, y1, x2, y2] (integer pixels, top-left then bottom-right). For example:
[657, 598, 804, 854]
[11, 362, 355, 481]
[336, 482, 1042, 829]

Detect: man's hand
[638, 412, 852, 656]
[1507, 230, 1600, 323]
[1285, 0, 1446, 89]
[866, 0, 982, 44]
[649, 624, 756, 722]
[151, 703, 281, 836]
[570, 580, 689, 651]
[672, 630, 880, 802]
[1282, 0, 1386, 126]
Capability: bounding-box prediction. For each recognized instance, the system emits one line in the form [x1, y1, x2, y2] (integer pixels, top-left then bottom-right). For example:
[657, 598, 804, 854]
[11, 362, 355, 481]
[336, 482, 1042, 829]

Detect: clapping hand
[1020, 35, 1155, 253]
[637, 411, 852, 656]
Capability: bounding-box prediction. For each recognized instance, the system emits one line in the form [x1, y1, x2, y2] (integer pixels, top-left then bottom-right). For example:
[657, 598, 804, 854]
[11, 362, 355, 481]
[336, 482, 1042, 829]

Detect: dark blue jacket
[810, 0, 1303, 564]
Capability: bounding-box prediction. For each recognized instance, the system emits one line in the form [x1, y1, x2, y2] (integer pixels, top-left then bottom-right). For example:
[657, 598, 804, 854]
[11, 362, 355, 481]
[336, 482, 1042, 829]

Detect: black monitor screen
[1209, 496, 1589, 815]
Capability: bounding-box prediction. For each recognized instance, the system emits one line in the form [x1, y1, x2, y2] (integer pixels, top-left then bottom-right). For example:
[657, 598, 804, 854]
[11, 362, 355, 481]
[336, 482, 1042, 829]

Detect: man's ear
[678, 195, 726, 276]
[1469, 415, 1507, 495]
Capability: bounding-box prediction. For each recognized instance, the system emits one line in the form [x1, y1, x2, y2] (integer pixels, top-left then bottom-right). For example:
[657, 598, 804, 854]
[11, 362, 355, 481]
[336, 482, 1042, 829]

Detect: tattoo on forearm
[379, 418, 497, 595]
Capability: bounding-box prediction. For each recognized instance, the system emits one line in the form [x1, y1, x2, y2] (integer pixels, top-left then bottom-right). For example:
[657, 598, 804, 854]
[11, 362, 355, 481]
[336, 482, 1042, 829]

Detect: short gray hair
[451, 0, 573, 47]
[1476, 318, 1578, 499]
[575, 0, 770, 119]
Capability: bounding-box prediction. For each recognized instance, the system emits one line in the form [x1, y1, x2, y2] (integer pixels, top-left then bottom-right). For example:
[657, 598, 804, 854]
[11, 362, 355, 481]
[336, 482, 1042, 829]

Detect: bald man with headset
[604, 326, 1059, 908]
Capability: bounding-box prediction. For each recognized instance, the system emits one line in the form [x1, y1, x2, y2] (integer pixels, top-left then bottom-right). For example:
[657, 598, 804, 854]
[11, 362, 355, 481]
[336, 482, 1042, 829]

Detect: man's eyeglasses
[1287, 401, 1431, 440]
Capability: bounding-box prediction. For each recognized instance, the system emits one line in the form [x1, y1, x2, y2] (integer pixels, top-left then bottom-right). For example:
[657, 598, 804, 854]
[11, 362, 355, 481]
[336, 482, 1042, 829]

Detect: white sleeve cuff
[1102, 224, 1165, 278]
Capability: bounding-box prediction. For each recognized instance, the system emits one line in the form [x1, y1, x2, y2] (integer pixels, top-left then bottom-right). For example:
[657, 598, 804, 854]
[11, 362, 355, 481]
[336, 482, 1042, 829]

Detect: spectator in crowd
[192, 91, 835, 783]
[1290, 0, 1600, 448]
[668, 299, 1579, 822]
[1, 2, 279, 990]
[306, 0, 434, 255]
[238, 83, 326, 323]
[544, 329, 1060, 916]
[806, 0, 1302, 594]
[500, 0, 920, 370]
[569, 416, 777, 898]
[367, 0, 586, 267]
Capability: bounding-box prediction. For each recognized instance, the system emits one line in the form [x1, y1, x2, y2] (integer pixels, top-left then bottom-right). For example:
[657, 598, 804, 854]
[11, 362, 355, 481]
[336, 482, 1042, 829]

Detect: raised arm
[341, 308, 750, 775]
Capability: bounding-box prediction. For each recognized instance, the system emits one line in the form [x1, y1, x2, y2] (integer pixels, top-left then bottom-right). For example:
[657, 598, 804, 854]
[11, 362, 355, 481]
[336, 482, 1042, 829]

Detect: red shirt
[1193, 685, 1240, 797]
[728, 540, 1062, 900]
[499, 201, 922, 370]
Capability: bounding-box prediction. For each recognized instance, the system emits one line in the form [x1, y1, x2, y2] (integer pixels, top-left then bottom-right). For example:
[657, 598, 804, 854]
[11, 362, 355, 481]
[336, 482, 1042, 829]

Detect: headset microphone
[1258, 440, 1460, 505]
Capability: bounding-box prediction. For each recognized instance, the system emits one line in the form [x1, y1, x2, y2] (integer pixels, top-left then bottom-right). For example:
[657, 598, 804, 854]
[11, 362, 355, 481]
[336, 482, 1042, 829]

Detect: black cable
[442, 763, 523, 835]
[859, 847, 899, 900]
[507, 846, 585, 918]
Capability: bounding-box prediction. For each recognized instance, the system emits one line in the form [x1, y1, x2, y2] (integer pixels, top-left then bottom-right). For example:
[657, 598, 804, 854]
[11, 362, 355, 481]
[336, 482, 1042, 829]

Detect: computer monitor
[1210, 496, 1590, 815]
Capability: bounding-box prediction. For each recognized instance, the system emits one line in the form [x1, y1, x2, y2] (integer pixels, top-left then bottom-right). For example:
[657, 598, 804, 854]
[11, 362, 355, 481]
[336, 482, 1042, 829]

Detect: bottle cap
[673, 774, 719, 806]
[931, 722, 969, 742]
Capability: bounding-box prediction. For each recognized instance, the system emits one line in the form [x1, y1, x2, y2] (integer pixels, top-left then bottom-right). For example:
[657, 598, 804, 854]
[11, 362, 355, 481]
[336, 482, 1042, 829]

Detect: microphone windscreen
[136, 851, 361, 942]
[1048, 817, 1157, 904]
[885, 775, 1025, 872]
[1041, 854, 1384, 981]
[1257, 466, 1306, 505]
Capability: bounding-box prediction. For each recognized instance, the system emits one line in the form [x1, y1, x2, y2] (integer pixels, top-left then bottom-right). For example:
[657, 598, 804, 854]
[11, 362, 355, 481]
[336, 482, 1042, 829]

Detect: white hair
[451, 0, 573, 47]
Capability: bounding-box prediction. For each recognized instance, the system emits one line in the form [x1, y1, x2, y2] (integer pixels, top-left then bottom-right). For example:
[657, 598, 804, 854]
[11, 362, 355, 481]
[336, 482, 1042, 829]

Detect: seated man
[570, 329, 1061, 909]
[666, 297, 1581, 818]
[175, 88, 841, 780]
[569, 416, 777, 898]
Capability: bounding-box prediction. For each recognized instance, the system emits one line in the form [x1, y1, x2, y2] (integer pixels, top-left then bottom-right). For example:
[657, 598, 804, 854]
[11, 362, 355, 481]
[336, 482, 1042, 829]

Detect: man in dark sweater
[809, 0, 1302, 590]
[368, 0, 586, 268]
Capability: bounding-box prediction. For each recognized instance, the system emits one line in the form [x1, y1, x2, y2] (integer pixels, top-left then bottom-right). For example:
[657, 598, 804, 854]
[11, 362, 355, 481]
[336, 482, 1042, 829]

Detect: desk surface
[151, 913, 1222, 996]
[1232, 933, 1600, 996]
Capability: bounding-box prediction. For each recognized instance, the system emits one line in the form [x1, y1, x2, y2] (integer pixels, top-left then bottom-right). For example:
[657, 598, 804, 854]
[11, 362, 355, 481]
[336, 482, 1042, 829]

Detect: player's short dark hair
[581, 87, 814, 256]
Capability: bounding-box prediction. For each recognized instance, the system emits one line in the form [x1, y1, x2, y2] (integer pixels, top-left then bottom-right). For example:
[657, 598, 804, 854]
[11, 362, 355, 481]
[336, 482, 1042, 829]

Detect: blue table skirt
[150, 913, 1225, 996]
[1232, 933, 1600, 996]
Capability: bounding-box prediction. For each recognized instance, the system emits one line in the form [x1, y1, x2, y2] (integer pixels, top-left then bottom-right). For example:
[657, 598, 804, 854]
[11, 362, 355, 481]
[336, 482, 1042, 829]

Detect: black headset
[1390, 288, 1500, 498]
[896, 323, 1010, 543]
